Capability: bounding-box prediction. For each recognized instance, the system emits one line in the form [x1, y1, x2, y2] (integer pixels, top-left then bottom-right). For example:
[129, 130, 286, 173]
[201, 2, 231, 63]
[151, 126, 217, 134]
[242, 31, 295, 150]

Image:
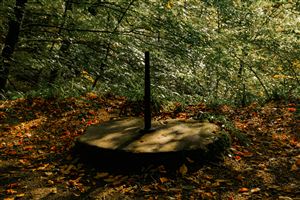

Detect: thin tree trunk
[48, 0, 72, 84]
[0, 0, 27, 90]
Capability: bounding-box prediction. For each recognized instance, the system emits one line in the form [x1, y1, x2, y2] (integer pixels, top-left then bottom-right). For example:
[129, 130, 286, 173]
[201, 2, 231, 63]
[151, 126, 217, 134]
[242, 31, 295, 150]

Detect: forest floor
[0, 93, 299, 200]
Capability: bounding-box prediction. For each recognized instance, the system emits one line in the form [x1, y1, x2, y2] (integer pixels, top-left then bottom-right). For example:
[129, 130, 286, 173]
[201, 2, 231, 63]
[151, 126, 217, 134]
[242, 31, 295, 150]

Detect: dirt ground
[0, 94, 299, 199]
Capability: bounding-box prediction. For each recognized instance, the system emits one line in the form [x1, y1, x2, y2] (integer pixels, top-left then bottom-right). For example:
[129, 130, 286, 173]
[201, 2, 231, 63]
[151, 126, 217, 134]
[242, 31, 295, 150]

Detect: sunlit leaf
[250, 188, 261, 193]
[6, 189, 17, 194]
[238, 187, 249, 193]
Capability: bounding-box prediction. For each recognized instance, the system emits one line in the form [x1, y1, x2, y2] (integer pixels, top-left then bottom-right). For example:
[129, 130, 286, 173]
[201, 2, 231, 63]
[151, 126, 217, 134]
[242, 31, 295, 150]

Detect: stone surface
[77, 118, 222, 153]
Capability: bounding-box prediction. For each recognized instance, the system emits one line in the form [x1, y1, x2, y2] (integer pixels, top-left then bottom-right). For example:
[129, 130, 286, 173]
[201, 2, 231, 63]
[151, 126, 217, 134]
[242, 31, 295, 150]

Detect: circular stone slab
[77, 118, 222, 153]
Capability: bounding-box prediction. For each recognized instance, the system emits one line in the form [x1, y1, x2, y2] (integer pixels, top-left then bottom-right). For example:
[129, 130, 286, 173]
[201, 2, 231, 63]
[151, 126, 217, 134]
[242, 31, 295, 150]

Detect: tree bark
[0, 0, 28, 90]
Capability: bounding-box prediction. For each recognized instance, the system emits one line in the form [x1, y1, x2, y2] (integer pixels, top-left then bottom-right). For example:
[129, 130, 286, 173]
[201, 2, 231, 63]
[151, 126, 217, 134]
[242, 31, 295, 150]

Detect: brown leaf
[186, 157, 194, 163]
[94, 172, 109, 179]
[61, 164, 75, 174]
[201, 192, 214, 199]
[141, 186, 151, 192]
[203, 175, 213, 180]
[159, 177, 169, 183]
[156, 185, 167, 191]
[7, 183, 19, 188]
[179, 164, 188, 176]
[19, 159, 29, 165]
[36, 163, 49, 171]
[278, 196, 293, 200]
[243, 151, 254, 157]
[236, 174, 245, 181]
[290, 164, 298, 171]
[103, 176, 116, 182]
[238, 187, 249, 193]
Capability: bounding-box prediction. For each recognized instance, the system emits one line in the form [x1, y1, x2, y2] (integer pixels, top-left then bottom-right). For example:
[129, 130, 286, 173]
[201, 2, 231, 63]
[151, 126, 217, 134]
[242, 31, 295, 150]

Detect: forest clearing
[0, 95, 299, 199]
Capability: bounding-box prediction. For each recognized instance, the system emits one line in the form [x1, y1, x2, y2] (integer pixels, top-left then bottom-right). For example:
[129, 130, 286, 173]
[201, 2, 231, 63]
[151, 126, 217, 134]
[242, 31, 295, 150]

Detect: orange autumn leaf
[23, 145, 34, 151]
[287, 107, 296, 112]
[159, 177, 169, 183]
[290, 164, 298, 171]
[6, 189, 17, 194]
[238, 187, 249, 193]
[234, 155, 242, 161]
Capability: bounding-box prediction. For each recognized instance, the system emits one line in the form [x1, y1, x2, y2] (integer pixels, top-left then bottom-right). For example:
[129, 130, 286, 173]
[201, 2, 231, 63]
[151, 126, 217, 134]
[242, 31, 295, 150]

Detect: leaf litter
[0, 94, 299, 199]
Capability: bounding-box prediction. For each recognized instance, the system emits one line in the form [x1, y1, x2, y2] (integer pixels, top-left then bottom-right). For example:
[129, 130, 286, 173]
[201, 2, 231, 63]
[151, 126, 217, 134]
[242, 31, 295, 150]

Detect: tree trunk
[48, 0, 72, 85]
[0, 0, 27, 90]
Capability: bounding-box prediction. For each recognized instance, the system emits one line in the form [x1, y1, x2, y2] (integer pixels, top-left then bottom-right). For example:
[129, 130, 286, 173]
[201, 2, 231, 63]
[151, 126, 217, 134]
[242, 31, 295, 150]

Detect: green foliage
[194, 111, 250, 146]
[206, 130, 232, 159]
[1, 0, 299, 104]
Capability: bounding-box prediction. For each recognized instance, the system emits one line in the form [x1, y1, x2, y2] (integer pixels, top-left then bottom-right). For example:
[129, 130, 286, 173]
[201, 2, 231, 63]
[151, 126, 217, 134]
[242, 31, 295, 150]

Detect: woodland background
[1, 0, 299, 105]
[0, 0, 300, 199]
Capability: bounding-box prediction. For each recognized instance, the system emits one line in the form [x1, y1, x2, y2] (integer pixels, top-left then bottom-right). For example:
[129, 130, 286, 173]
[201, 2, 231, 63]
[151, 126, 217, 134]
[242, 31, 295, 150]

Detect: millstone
[77, 118, 225, 154]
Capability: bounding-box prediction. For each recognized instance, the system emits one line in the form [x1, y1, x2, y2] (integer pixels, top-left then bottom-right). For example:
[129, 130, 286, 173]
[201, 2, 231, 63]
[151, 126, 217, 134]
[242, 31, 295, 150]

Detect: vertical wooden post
[144, 51, 151, 131]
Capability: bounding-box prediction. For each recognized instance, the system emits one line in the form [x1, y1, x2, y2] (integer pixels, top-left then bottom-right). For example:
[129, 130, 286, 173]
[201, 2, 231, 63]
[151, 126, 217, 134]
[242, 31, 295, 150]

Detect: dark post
[144, 51, 151, 131]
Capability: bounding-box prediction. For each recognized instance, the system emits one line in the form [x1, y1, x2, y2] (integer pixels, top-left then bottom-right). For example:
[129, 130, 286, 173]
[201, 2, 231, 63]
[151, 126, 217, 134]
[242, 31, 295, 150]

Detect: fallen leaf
[215, 179, 228, 183]
[45, 172, 53, 176]
[203, 175, 213, 180]
[290, 164, 298, 171]
[250, 188, 261, 193]
[287, 108, 296, 112]
[19, 159, 29, 165]
[238, 188, 249, 193]
[159, 177, 169, 183]
[16, 193, 25, 197]
[201, 192, 214, 199]
[186, 157, 194, 163]
[61, 164, 75, 174]
[236, 174, 245, 181]
[50, 187, 57, 194]
[169, 188, 181, 192]
[279, 196, 293, 200]
[179, 164, 188, 176]
[234, 156, 242, 161]
[7, 183, 18, 188]
[104, 176, 116, 182]
[36, 163, 49, 170]
[94, 172, 109, 179]
[156, 185, 167, 191]
[8, 150, 17, 155]
[6, 189, 17, 194]
[141, 186, 151, 192]
[23, 145, 34, 151]
[243, 151, 254, 157]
